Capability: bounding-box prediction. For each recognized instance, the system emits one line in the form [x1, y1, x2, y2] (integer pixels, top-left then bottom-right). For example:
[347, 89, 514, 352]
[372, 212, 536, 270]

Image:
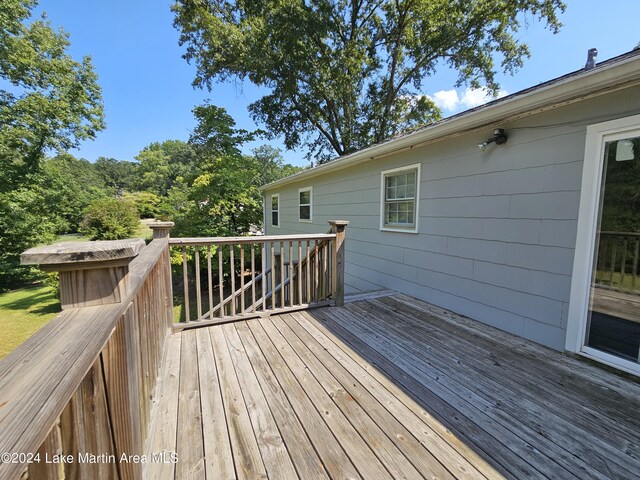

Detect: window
[380, 164, 420, 233]
[299, 187, 312, 222]
[271, 194, 280, 227]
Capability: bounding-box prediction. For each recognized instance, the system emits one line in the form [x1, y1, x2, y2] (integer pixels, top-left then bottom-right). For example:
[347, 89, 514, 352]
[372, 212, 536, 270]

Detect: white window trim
[270, 193, 280, 229]
[566, 113, 640, 376]
[379, 163, 421, 234]
[298, 186, 313, 223]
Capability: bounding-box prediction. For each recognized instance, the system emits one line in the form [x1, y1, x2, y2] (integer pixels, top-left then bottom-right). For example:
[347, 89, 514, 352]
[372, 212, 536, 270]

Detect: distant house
[261, 50, 640, 376]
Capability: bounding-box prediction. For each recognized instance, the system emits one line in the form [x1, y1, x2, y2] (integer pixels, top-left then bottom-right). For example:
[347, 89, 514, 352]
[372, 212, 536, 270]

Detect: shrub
[46, 272, 60, 298]
[122, 191, 161, 218]
[80, 198, 140, 240]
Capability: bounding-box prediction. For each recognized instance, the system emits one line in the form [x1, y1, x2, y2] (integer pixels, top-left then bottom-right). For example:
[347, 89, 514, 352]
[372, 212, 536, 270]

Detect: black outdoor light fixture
[478, 128, 508, 151]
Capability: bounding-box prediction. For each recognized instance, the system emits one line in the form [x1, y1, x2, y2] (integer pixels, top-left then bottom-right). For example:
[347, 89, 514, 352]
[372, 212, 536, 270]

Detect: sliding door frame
[566, 113, 640, 376]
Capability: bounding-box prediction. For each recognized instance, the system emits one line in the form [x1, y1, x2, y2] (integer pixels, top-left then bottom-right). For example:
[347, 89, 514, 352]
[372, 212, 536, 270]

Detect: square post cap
[149, 221, 174, 239]
[21, 239, 145, 272]
[327, 220, 349, 227]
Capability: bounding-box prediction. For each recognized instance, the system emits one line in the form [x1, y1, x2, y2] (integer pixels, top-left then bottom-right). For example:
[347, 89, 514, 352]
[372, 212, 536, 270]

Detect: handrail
[169, 233, 336, 246]
[0, 237, 172, 479]
[171, 226, 347, 327]
[0, 304, 123, 478]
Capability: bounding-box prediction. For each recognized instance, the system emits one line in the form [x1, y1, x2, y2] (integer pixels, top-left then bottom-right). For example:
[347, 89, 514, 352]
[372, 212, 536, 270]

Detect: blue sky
[34, 0, 640, 167]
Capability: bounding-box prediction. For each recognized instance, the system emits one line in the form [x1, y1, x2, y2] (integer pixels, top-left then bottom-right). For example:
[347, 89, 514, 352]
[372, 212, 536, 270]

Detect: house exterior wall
[263, 85, 640, 350]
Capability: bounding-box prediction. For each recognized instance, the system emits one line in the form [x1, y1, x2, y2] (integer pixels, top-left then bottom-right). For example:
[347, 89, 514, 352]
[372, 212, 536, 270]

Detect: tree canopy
[0, 0, 105, 289]
[0, 0, 104, 184]
[159, 103, 303, 238]
[173, 0, 565, 162]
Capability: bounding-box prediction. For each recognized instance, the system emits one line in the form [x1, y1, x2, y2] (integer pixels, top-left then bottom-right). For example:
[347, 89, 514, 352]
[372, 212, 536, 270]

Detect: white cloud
[430, 87, 509, 113]
[431, 89, 459, 111]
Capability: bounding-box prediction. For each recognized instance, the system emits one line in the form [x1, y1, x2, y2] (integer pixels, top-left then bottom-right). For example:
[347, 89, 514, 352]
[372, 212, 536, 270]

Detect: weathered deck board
[195, 328, 234, 480]
[210, 325, 267, 480]
[147, 294, 640, 479]
[145, 334, 181, 480]
[340, 300, 621, 479]
[255, 317, 395, 480]
[222, 323, 297, 479]
[365, 296, 640, 476]
[176, 330, 205, 479]
[288, 311, 503, 480]
[273, 314, 450, 480]
[244, 319, 363, 479]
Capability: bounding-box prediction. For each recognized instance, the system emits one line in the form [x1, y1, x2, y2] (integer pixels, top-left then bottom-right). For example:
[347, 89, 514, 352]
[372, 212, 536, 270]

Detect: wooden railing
[0, 220, 348, 478]
[170, 220, 348, 328]
[0, 224, 174, 479]
[595, 231, 640, 292]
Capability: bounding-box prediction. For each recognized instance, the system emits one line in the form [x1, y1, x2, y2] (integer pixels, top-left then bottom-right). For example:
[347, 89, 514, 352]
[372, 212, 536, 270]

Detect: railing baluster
[207, 246, 213, 321]
[271, 242, 276, 309]
[313, 240, 319, 303]
[621, 238, 628, 286]
[306, 240, 311, 304]
[323, 241, 328, 300]
[298, 241, 303, 306]
[182, 247, 190, 323]
[230, 245, 236, 316]
[289, 241, 294, 307]
[280, 241, 285, 308]
[240, 245, 245, 315]
[168, 228, 348, 321]
[251, 244, 256, 309]
[610, 242, 617, 286]
[218, 245, 224, 317]
[195, 247, 202, 321]
[634, 238, 639, 289]
[261, 244, 266, 311]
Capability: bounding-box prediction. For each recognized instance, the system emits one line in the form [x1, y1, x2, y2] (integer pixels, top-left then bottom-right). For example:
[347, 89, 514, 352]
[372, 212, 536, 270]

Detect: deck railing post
[21, 239, 147, 479]
[149, 220, 175, 240]
[328, 220, 349, 306]
[150, 221, 175, 327]
[21, 239, 146, 309]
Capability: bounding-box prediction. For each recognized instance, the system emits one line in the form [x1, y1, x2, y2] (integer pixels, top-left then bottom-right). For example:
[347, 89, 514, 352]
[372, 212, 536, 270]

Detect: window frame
[270, 193, 280, 228]
[298, 186, 313, 223]
[379, 164, 421, 234]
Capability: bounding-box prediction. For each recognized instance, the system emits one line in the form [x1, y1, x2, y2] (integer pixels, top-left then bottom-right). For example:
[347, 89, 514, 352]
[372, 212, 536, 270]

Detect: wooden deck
[145, 293, 640, 480]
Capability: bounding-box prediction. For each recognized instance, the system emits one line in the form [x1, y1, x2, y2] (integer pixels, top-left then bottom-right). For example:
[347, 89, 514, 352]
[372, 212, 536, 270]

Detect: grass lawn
[136, 220, 153, 240]
[55, 232, 88, 242]
[0, 285, 61, 360]
[0, 221, 155, 360]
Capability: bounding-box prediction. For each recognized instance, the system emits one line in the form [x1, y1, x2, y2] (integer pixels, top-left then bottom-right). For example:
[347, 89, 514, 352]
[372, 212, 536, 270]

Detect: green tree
[173, 0, 564, 162]
[0, 181, 57, 289]
[135, 140, 199, 196]
[253, 145, 304, 186]
[123, 191, 161, 218]
[0, 0, 105, 185]
[42, 154, 110, 233]
[94, 157, 138, 195]
[0, 0, 105, 289]
[80, 198, 140, 241]
[160, 104, 301, 238]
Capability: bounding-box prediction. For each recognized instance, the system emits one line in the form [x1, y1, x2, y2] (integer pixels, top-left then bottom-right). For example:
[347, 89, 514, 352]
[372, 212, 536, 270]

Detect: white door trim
[565, 113, 640, 375]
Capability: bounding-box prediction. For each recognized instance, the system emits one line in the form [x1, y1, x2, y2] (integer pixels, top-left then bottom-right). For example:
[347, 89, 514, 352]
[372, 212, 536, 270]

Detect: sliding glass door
[585, 134, 640, 367]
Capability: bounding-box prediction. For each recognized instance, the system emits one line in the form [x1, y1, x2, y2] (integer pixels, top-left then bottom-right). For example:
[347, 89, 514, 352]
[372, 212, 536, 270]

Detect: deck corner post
[149, 221, 174, 240]
[328, 220, 349, 306]
[20, 239, 145, 309]
[149, 221, 175, 328]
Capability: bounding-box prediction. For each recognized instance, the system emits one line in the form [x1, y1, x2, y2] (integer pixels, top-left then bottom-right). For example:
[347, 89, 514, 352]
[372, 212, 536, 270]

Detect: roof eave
[260, 53, 640, 192]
